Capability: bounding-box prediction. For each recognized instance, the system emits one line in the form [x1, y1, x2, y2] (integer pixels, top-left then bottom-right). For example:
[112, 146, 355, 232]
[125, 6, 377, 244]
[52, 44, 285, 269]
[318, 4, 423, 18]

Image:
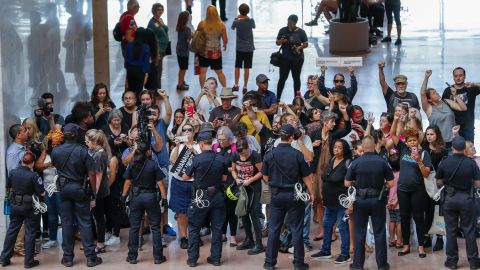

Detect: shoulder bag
[422, 151, 437, 198]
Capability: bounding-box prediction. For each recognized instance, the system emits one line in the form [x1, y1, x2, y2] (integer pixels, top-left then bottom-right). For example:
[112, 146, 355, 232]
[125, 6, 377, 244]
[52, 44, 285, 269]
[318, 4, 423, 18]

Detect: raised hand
[378, 60, 385, 69]
[347, 66, 355, 75]
[425, 70, 432, 78]
[366, 112, 375, 125]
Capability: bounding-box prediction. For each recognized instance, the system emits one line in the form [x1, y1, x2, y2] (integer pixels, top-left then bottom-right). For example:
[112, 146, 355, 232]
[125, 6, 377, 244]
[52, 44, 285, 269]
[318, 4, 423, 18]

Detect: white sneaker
[42, 240, 58, 249]
[105, 232, 112, 242]
[104, 236, 120, 246]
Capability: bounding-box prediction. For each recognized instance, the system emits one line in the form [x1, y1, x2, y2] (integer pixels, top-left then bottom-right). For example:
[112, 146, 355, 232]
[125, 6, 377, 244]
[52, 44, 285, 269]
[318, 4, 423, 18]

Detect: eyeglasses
[334, 80, 345, 83]
[182, 128, 193, 132]
[217, 138, 228, 142]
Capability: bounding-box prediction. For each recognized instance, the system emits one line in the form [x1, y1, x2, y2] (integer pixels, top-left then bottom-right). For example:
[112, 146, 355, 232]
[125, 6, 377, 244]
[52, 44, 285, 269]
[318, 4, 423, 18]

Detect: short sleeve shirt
[185, 150, 229, 188]
[384, 87, 420, 113]
[152, 119, 169, 167]
[396, 141, 432, 192]
[436, 154, 480, 191]
[345, 152, 394, 189]
[276, 27, 308, 60]
[124, 159, 166, 190]
[231, 151, 262, 192]
[208, 106, 241, 123]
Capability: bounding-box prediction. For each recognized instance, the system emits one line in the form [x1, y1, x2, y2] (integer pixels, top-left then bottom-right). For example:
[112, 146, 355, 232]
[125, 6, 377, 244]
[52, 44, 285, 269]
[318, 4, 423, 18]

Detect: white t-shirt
[274, 135, 314, 153]
[197, 95, 221, 121]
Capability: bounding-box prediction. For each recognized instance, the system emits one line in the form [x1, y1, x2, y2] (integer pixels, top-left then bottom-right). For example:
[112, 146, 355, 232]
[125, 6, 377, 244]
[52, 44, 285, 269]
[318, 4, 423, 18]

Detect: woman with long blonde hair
[85, 129, 112, 253]
[195, 5, 228, 89]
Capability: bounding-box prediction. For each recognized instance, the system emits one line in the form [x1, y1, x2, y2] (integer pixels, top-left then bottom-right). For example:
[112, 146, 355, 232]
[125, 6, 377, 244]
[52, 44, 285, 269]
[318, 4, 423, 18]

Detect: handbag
[165, 41, 172, 56]
[422, 151, 437, 198]
[235, 186, 249, 217]
[270, 47, 282, 67]
[428, 205, 445, 235]
[190, 30, 206, 54]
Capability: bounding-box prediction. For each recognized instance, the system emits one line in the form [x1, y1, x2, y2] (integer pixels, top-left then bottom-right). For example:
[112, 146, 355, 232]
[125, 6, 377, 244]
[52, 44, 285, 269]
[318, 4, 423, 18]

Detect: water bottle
[4, 197, 11, 215]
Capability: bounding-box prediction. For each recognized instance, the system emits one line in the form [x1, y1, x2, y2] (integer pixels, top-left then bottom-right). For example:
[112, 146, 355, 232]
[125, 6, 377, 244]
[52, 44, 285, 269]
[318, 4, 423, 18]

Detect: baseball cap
[279, 124, 295, 137]
[452, 136, 466, 151]
[256, 74, 270, 83]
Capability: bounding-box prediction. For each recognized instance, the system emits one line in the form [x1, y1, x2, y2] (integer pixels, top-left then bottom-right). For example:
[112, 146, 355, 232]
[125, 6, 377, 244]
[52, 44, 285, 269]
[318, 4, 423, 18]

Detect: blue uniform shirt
[345, 152, 394, 190]
[8, 166, 45, 196]
[185, 150, 228, 189]
[124, 158, 166, 190]
[436, 153, 480, 192]
[51, 142, 95, 182]
[152, 119, 170, 168]
[262, 143, 311, 188]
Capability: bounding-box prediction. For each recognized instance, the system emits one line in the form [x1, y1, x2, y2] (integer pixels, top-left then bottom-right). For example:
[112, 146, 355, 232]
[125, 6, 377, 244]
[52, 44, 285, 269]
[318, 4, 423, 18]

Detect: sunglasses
[182, 128, 193, 132]
[334, 80, 345, 83]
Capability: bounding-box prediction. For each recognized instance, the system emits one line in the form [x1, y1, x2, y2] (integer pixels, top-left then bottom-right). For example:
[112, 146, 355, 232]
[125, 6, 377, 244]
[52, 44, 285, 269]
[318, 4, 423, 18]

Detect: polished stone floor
[2, 0, 480, 269]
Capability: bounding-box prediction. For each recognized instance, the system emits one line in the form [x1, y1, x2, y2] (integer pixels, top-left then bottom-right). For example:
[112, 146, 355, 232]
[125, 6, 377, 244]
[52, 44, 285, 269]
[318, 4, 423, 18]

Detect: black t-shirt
[384, 86, 420, 113]
[345, 152, 394, 190]
[91, 101, 116, 129]
[215, 144, 235, 185]
[120, 106, 134, 129]
[91, 149, 110, 198]
[304, 91, 325, 110]
[276, 26, 308, 60]
[442, 85, 480, 136]
[258, 126, 279, 158]
[185, 150, 229, 189]
[124, 158, 165, 190]
[101, 124, 130, 158]
[396, 141, 432, 192]
[231, 151, 262, 192]
[36, 114, 65, 135]
[421, 142, 447, 171]
[436, 154, 480, 191]
[322, 158, 349, 207]
[208, 106, 241, 123]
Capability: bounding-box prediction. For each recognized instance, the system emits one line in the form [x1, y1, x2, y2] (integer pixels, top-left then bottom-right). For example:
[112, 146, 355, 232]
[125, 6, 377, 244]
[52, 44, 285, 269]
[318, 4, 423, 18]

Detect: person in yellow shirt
[233, 92, 271, 143]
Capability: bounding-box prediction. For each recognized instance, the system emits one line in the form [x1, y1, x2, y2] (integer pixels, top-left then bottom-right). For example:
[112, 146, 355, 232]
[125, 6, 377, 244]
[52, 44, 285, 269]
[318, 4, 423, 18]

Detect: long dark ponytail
[132, 142, 150, 171]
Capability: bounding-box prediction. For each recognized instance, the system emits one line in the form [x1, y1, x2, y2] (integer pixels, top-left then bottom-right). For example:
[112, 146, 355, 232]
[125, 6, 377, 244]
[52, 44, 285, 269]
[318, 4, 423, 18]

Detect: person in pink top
[387, 152, 402, 249]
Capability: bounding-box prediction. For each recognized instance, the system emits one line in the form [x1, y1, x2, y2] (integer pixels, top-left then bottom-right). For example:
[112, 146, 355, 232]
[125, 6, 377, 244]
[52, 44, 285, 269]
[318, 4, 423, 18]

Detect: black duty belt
[357, 188, 381, 198]
[270, 186, 294, 194]
[196, 186, 221, 197]
[59, 176, 83, 184]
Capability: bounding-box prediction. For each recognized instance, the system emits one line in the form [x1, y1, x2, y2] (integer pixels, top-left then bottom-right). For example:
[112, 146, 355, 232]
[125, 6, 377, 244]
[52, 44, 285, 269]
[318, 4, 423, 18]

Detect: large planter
[329, 18, 370, 55]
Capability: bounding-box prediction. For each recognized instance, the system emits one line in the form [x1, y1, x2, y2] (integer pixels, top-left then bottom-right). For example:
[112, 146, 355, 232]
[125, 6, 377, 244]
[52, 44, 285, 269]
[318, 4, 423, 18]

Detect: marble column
[92, 0, 110, 87]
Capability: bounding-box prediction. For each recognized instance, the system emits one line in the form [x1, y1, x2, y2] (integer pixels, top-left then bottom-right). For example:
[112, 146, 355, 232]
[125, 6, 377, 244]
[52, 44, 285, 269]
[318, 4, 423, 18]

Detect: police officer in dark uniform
[0, 152, 44, 268]
[183, 131, 228, 267]
[436, 136, 480, 270]
[262, 124, 314, 270]
[50, 123, 102, 267]
[121, 142, 167, 264]
[345, 135, 394, 270]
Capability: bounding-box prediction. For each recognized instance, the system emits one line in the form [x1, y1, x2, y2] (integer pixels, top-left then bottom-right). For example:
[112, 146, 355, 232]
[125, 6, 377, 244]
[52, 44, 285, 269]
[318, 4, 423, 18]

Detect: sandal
[396, 241, 403, 249]
[389, 240, 396, 247]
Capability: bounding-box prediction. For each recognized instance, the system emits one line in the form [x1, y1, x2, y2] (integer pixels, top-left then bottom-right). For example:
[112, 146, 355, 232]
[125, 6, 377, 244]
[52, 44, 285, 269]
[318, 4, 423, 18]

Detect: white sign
[316, 57, 363, 67]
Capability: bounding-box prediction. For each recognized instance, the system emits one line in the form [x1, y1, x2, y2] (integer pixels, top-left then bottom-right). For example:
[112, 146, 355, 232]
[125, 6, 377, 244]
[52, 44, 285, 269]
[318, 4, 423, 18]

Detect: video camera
[137, 104, 152, 145]
[37, 98, 53, 117]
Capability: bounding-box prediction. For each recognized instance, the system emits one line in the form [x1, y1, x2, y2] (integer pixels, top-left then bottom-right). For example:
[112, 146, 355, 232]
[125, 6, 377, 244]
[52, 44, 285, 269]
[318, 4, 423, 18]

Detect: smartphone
[177, 135, 188, 143]
[216, 117, 224, 122]
[187, 105, 194, 117]
[411, 147, 417, 155]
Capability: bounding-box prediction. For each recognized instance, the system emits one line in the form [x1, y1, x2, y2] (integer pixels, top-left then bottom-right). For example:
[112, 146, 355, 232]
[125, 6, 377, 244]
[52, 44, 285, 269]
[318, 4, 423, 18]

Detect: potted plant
[329, 0, 370, 54]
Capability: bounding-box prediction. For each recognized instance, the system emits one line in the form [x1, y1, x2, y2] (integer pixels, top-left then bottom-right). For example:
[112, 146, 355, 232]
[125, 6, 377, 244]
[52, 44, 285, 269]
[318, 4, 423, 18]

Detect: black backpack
[112, 22, 122, 42]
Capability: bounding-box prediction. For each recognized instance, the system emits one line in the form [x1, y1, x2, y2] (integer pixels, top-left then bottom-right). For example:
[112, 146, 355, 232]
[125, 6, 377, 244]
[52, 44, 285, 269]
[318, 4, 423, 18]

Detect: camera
[293, 128, 302, 140]
[37, 98, 53, 117]
[137, 104, 152, 145]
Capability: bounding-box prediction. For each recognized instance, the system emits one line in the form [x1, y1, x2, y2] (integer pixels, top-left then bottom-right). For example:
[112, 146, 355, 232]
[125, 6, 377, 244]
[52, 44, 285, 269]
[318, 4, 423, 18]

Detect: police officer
[0, 152, 44, 268]
[345, 135, 394, 270]
[183, 131, 228, 267]
[436, 136, 480, 270]
[262, 124, 314, 270]
[121, 142, 167, 264]
[50, 123, 102, 267]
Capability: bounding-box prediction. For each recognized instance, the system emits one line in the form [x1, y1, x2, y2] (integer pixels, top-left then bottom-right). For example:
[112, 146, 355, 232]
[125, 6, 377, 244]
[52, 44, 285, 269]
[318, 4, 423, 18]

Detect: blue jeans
[321, 205, 350, 256]
[44, 192, 62, 241]
[303, 203, 312, 245]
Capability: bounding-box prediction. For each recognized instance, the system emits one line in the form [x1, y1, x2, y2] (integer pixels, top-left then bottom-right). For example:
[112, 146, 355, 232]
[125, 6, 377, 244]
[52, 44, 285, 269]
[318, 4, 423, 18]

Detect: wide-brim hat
[220, 87, 238, 99]
[199, 122, 215, 133]
[393, 75, 408, 83]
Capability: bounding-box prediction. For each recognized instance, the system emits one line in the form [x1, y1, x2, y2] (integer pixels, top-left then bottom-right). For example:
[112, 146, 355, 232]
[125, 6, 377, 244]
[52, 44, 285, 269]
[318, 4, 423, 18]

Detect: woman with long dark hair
[311, 139, 352, 263]
[176, 11, 192, 90]
[421, 125, 447, 251]
[231, 137, 264, 255]
[125, 27, 151, 95]
[122, 142, 167, 264]
[90, 83, 116, 129]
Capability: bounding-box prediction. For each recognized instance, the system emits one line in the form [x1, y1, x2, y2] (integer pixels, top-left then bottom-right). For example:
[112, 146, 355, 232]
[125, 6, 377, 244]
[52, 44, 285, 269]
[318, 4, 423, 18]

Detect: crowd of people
[2, 1, 480, 270]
